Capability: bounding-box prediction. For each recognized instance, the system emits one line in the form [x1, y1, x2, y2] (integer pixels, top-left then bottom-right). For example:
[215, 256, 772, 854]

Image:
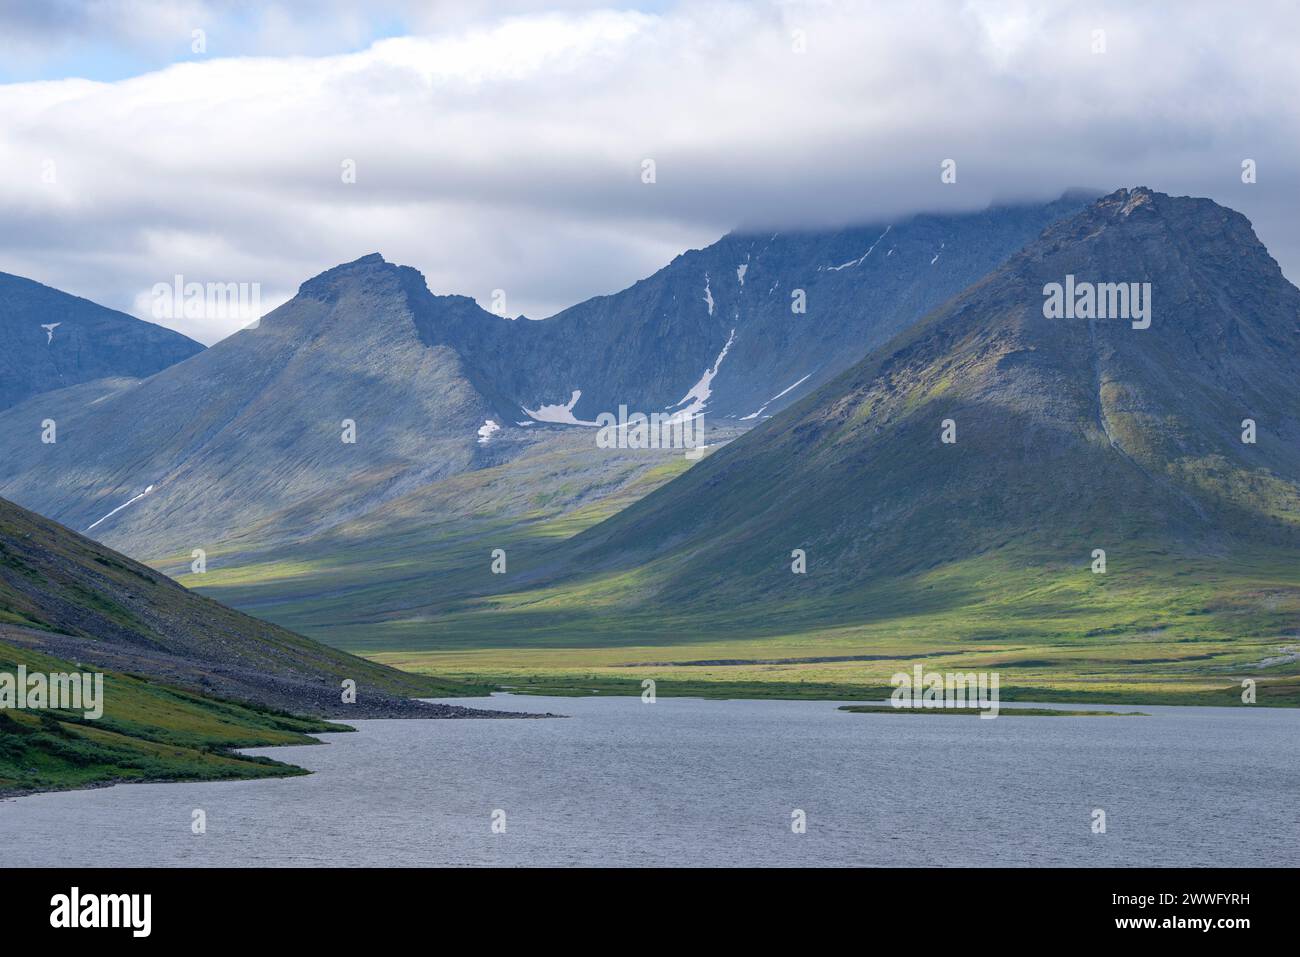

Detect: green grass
[166, 505, 1300, 708]
[387, 665, 1300, 707]
[161, 433, 707, 651]
[364, 546, 1300, 707]
[0, 640, 346, 796]
[131, 416, 1300, 711]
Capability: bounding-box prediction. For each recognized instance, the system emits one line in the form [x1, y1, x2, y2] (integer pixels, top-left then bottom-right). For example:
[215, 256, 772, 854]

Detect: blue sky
[0, 1, 673, 83]
[0, 11, 408, 83]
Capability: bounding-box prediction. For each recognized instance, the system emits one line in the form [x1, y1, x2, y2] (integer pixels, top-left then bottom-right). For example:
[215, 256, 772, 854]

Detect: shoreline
[3, 690, 1279, 803]
[1, 697, 564, 802]
[409, 676, 1300, 708]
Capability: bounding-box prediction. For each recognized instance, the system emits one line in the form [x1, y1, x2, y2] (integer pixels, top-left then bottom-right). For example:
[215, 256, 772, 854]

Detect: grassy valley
[368, 547, 1300, 707]
[161, 426, 712, 648]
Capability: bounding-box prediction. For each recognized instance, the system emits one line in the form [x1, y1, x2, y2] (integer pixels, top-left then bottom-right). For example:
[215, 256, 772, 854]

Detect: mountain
[0, 271, 203, 410]
[412, 189, 1300, 676]
[0, 254, 511, 557]
[3, 188, 1295, 706]
[158, 194, 1098, 650]
[566, 187, 1300, 578]
[0, 194, 1096, 647]
[445, 191, 1097, 424]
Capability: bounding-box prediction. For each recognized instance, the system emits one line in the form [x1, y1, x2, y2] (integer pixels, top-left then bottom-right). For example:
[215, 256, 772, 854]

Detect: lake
[2, 695, 1297, 866]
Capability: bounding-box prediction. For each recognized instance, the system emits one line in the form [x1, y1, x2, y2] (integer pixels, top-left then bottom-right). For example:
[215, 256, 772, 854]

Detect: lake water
[2, 695, 1297, 867]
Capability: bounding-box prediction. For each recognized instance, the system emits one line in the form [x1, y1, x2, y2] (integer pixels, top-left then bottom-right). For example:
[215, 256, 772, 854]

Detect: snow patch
[736, 263, 748, 286]
[767, 373, 812, 404]
[703, 274, 714, 315]
[523, 389, 597, 426]
[87, 484, 155, 532]
[930, 242, 945, 266]
[670, 329, 736, 417]
[823, 225, 892, 272]
[476, 419, 500, 444]
[740, 373, 813, 420]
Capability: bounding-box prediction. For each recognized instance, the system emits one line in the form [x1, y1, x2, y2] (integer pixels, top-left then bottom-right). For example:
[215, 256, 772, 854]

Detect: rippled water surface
[3, 695, 1296, 866]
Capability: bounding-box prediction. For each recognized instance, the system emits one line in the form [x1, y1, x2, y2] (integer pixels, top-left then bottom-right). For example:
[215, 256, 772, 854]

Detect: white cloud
[1, 0, 1298, 344]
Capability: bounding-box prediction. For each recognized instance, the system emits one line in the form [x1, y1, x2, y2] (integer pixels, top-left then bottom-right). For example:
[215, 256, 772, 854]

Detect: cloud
[1, 0, 1298, 343]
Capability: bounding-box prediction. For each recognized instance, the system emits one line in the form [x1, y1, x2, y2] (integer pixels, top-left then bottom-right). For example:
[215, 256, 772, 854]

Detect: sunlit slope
[364, 190, 1300, 701]
[162, 427, 717, 648]
[0, 495, 450, 711]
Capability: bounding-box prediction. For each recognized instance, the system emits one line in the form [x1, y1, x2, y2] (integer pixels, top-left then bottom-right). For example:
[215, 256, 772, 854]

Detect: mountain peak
[1029, 187, 1271, 282]
[1099, 185, 1160, 217]
[1089, 186, 1236, 224]
[296, 253, 413, 303]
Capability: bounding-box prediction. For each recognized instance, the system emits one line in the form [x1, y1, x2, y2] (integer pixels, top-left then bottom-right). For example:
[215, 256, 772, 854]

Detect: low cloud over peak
[1, 0, 1297, 344]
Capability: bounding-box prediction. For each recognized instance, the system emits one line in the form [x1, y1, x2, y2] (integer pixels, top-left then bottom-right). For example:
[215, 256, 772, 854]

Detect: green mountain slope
[377, 189, 1300, 705]
[567, 188, 1300, 594]
[0, 495, 473, 712]
[0, 492, 514, 795]
[159, 425, 734, 650]
[0, 640, 337, 796]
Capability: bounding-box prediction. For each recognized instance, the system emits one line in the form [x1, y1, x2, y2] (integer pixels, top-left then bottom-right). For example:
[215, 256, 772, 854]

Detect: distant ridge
[0, 271, 203, 410]
[441, 191, 1097, 423]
